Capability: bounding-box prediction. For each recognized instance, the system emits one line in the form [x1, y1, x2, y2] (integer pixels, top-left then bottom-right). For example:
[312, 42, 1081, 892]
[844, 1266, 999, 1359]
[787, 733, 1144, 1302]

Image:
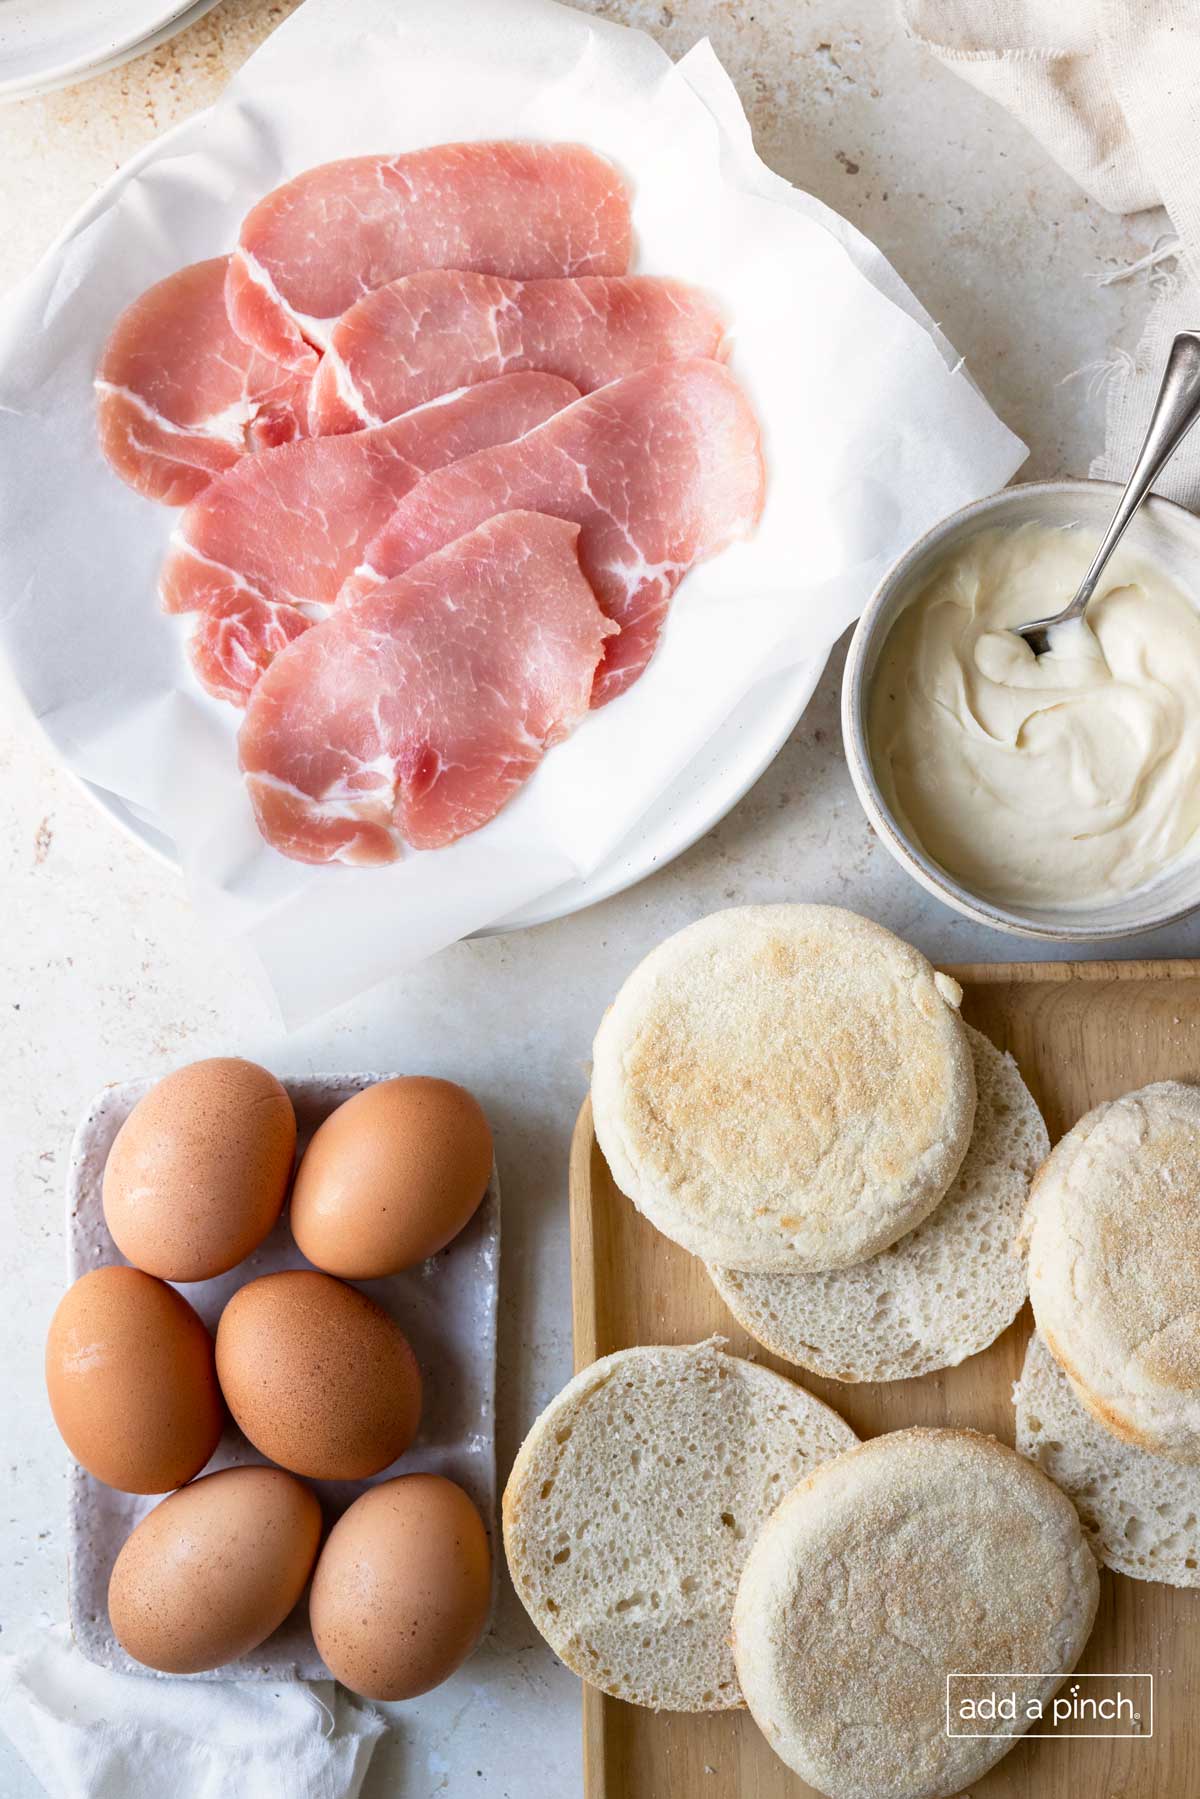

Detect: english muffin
[732, 1428, 1098, 1799]
[591, 905, 974, 1272]
[1016, 1330, 1200, 1587]
[708, 1027, 1046, 1380]
[502, 1339, 856, 1711]
[1022, 1080, 1200, 1462]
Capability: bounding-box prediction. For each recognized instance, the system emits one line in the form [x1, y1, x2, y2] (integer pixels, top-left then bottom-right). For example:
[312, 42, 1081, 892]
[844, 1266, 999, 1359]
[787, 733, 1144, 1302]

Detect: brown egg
[290, 1076, 493, 1278]
[310, 1475, 491, 1699]
[215, 1270, 421, 1479]
[45, 1266, 223, 1494]
[109, 1465, 322, 1673]
[103, 1057, 296, 1282]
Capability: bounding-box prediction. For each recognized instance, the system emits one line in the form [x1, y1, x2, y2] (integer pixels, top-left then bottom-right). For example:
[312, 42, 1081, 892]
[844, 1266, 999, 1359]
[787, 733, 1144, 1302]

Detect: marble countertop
[0, 3, 1188, 1795]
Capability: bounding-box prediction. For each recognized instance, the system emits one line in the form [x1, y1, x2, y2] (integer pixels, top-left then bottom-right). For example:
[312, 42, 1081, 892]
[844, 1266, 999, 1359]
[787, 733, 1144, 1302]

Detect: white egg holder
[64, 1072, 499, 1681]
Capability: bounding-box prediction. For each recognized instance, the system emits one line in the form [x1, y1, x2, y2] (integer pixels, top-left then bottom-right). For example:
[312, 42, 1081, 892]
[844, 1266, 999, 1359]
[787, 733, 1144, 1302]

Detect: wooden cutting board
[568, 959, 1200, 1799]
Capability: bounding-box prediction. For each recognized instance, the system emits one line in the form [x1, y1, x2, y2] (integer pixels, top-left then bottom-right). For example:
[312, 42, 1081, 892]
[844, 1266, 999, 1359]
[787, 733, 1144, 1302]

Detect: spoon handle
[1069, 332, 1200, 617]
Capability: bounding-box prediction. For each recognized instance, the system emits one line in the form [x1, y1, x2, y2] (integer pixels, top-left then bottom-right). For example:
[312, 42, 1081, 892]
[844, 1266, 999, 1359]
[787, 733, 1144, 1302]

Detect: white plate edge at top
[0, 1, 220, 104]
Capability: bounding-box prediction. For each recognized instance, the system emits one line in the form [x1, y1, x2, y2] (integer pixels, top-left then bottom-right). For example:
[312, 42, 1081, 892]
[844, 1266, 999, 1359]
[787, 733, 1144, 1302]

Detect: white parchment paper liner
[65, 1074, 499, 1681]
[0, 0, 1025, 1021]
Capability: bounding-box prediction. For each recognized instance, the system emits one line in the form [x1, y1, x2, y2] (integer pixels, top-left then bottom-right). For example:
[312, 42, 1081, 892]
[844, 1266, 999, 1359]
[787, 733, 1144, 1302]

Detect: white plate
[44, 92, 828, 937]
[2, 0, 1022, 992]
[0, 0, 219, 103]
[65, 1073, 499, 1681]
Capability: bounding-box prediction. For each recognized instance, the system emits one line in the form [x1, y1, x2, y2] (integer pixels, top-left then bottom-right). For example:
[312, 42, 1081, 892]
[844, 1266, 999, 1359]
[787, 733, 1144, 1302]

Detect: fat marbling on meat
[308, 272, 726, 433]
[341, 359, 765, 707]
[160, 372, 579, 705]
[239, 511, 615, 864]
[96, 257, 310, 505]
[227, 141, 632, 373]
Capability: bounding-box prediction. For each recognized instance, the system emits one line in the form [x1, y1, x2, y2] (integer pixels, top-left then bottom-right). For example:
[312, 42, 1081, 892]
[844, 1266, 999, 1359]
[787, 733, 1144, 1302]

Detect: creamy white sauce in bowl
[841, 481, 1200, 941]
[870, 523, 1200, 909]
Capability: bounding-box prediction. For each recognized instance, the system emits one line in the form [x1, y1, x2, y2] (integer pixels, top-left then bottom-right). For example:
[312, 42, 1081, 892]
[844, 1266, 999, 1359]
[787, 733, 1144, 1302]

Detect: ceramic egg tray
[64, 1073, 500, 1681]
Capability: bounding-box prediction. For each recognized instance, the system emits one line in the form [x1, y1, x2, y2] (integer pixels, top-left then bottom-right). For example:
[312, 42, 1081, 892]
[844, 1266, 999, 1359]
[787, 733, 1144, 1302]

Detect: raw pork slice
[309, 272, 726, 433]
[228, 142, 632, 373]
[161, 372, 578, 705]
[344, 360, 764, 706]
[96, 258, 310, 505]
[239, 512, 614, 864]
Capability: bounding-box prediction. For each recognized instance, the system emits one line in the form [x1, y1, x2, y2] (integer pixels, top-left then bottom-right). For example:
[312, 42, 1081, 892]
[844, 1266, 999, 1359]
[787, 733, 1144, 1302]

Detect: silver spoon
[1015, 331, 1200, 656]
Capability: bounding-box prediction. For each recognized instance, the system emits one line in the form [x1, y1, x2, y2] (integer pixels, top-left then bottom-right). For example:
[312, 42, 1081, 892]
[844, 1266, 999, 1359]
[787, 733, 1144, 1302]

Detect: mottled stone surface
[0, 4, 1186, 1795]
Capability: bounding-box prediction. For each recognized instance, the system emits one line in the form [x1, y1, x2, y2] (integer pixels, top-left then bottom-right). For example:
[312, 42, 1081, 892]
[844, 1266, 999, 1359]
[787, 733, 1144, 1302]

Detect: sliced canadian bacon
[341, 359, 765, 707]
[309, 272, 726, 434]
[96, 257, 310, 506]
[160, 372, 579, 706]
[239, 512, 615, 865]
[227, 141, 632, 373]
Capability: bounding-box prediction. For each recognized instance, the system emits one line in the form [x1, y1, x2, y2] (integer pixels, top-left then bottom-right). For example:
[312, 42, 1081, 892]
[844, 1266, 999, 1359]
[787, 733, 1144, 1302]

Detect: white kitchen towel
[902, 1, 1200, 504]
[0, 1628, 385, 1799]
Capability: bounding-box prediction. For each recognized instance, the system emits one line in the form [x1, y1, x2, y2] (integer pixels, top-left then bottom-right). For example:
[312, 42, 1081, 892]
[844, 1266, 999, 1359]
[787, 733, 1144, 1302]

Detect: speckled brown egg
[290, 1076, 493, 1278]
[45, 1266, 223, 1494]
[309, 1475, 491, 1699]
[215, 1270, 421, 1479]
[108, 1465, 322, 1674]
[102, 1057, 296, 1282]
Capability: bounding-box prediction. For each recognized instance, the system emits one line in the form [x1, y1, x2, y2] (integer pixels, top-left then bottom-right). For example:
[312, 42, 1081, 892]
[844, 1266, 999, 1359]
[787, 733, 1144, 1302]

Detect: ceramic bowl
[841, 478, 1200, 942]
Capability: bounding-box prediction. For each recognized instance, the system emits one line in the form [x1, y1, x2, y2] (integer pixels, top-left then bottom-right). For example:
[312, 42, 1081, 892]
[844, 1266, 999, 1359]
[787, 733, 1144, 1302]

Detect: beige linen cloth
[902, 1, 1200, 503]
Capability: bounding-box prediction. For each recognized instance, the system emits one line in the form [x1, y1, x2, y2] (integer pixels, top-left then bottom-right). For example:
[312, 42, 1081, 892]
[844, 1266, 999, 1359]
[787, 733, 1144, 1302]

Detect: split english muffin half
[591, 904, 975, 1273]
[732, 1428, 1099, 1799]
[1016, 1330, 1200, 1587]
[502, 1339, 856, 1711]
[1021, 1079, 1200, 1462]
[708, 1025, 1047, 1381]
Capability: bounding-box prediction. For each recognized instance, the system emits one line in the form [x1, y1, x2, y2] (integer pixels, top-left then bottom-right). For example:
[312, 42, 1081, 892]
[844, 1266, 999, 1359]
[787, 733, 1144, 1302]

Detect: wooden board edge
[581, 1685, 609, 1799]
[570, 1094, 611, 1799]
[570, 1094, 600, 1372]
[945, 956, 1200, 985]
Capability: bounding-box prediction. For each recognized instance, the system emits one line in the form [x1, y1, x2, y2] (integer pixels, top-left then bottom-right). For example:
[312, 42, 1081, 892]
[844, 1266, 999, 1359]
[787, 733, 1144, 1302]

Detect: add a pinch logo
[947, 1673, 1153, 1739]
